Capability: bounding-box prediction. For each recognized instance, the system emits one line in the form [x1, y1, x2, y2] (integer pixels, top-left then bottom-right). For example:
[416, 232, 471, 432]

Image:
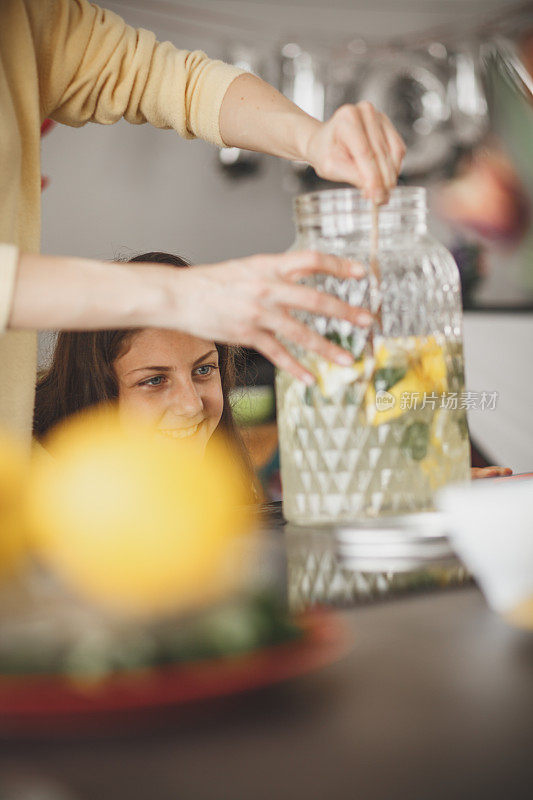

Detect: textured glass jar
[285, 520, 470, 612]
[276, 187, 471, 525]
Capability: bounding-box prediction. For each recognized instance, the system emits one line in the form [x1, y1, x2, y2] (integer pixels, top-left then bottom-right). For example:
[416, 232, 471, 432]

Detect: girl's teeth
[160, 424, 199, 439]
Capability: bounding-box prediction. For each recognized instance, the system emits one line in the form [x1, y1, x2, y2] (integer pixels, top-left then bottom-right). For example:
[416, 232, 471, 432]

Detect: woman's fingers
[304, 102, 405, 199]
[379, 112, 406, 175]
[253, 332, 315, 384]
[471, 466, 513, 479]
[170, 251, 372, 371]
[265, 311, 356, 366]
[268, 280, 373, 328]
[253, 306, 364, 381]
[358, 103, 397, 190]
[318, 154, 365, 190]
[335, 105, 387, 202]
[268, 250, 365, 281]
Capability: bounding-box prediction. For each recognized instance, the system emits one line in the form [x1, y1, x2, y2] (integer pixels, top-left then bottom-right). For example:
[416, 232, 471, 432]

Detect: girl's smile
[114, 329, 224, 455]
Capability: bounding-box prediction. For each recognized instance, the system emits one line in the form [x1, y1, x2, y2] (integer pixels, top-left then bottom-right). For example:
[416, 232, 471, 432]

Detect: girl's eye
[195, 364, 217, 377]
[140, 375, 167, 387]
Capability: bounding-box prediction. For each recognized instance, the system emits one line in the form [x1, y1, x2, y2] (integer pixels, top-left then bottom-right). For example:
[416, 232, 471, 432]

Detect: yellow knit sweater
[0, 0, 244, 442]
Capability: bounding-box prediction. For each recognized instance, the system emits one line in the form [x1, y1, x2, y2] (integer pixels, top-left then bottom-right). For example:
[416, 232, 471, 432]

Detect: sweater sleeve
[28, 0, 245, 146]
[0, 244, 19, 333]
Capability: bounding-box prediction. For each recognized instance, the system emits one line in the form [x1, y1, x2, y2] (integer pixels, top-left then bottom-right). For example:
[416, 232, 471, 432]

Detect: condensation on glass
[276, 187, 471, 525]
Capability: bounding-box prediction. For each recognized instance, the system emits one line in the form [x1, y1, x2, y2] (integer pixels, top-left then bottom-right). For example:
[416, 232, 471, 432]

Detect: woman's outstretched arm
[9, 250, 371, 383]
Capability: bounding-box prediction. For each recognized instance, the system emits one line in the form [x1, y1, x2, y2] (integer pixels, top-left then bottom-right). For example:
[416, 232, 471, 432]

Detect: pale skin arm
[8, 71, 406, 386]
[9, 251, 371, 384]
[219, 74, 406, 203]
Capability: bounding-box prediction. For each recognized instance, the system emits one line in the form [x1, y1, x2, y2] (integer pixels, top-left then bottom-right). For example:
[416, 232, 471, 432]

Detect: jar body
[276, 188, 470, 524]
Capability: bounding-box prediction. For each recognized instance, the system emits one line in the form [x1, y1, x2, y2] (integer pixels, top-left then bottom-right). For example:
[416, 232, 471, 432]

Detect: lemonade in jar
[276, 188, 470, 524]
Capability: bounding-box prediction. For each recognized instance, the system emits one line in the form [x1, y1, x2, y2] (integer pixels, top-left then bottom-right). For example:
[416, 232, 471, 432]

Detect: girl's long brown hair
[33, 252, 258, 498]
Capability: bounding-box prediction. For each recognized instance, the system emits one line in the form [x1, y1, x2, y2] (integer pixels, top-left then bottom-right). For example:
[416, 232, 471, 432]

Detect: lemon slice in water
[308, 356, 371, 400]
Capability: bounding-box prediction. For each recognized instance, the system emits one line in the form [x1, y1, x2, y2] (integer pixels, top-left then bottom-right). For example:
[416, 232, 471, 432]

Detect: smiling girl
[33, 253, 257, 494]
[115, 328, 223, 451]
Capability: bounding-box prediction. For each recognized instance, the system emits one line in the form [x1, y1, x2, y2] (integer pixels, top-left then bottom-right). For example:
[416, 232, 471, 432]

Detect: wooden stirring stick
[369, 201, 382, 353]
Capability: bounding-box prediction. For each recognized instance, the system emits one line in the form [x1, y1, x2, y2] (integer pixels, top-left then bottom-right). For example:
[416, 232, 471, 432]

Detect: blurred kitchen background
[39, 0, 533, 475]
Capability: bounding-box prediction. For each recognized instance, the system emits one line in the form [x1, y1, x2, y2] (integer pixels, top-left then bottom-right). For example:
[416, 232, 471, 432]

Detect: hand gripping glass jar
[276, 187, 471, 525]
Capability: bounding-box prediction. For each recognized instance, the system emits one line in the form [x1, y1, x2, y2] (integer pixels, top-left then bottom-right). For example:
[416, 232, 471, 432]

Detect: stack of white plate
[333, 512, 456, 573]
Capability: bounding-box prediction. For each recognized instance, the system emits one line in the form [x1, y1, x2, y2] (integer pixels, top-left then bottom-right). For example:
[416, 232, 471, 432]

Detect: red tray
[0, 612, 350, 736]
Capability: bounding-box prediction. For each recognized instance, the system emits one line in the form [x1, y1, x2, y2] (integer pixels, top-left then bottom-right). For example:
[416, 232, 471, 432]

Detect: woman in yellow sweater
[0, 0, 405, 443]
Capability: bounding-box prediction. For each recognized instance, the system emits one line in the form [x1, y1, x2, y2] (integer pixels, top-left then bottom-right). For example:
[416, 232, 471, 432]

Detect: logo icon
[375, 390, 396, 412]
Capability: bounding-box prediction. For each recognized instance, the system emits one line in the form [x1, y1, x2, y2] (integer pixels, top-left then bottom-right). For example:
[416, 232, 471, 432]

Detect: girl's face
[114, 329, 224, 455]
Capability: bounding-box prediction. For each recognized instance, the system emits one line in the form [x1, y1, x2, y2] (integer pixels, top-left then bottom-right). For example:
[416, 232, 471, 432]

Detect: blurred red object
[0, 611, 349, 738]
[40, 118, 55, 137]
[40, 118, 55, 191]
[434, 147, 530, 245]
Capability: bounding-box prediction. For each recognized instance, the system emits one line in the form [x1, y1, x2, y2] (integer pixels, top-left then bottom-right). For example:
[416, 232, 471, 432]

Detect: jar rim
[293, 186, 426, 218]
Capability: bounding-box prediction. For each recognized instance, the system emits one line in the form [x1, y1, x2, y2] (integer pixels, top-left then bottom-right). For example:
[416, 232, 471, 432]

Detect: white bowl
[438, 478, 533, 625]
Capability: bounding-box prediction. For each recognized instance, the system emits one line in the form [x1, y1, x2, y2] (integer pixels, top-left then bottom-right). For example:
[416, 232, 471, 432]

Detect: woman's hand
[471, 466, 513, 479]
[303, 103, 406, 204]
[163, 250, 371, 383]
[219, 75, 405, 203]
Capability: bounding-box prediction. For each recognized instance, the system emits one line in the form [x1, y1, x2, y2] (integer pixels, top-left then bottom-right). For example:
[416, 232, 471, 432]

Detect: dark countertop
[2, 587, 532, 800]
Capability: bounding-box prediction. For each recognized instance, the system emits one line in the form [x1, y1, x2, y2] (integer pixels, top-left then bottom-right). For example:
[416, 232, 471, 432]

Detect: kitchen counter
[2, 586, 532, 800]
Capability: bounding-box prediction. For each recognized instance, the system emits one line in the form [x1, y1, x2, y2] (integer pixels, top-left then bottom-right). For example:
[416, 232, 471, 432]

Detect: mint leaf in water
[374, 366, 407, 393]
[401, 421, 429, 461]
[326, 331, 343, 347]
[325, 331, 363, 358]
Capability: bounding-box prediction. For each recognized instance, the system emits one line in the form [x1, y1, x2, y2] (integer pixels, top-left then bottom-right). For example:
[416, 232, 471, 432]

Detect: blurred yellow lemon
[417, 337, 447, 393]
[27, 409, 254, 618]
[0, 434, 29, 577]
[366, 335, 448, 425]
